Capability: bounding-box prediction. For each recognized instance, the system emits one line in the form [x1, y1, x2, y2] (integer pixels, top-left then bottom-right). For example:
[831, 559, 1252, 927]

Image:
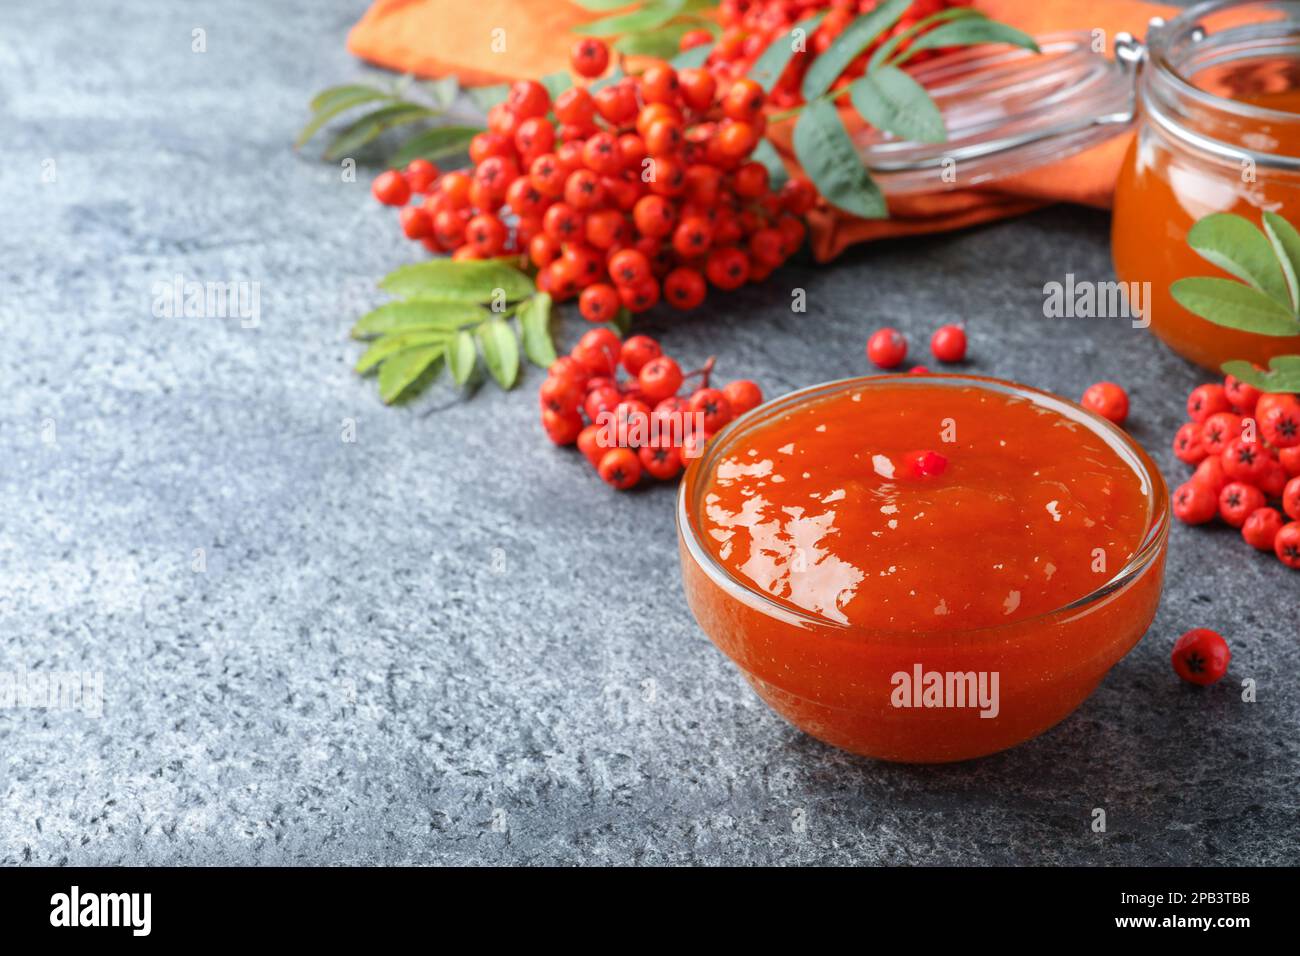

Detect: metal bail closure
[858, 29, 1147, 196]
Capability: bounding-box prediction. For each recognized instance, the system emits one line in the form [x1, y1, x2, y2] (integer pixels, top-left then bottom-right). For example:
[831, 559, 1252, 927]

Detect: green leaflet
[355, 331, 451, 374]
[1170, 278, 1300, 336]
[1262, 211, 1300, 312]
[572, 0, 686, 37]
[378, 346, 444, 404]
[391, 125, 482, 166]
[869, 7, 981, 70]
[297, 86, 394, 148]
[891, 17, 1039, 67]
[850, 66, 946, 143]
[380, 259, 534, 304]
[518, 293, 557, 368]
[448, 330, 479, 386]
[750, 138, 790, 191]
[351, 301, 488, 340]
[747, 12, 825, 92]
[793, 97, 886, 219]
[1187, 213, 1291, 307]
[1222, 357, 1300, 393]
[324, 103, 438, 160]
[801, 0, 910, 101]
[477, 317, 520, 389]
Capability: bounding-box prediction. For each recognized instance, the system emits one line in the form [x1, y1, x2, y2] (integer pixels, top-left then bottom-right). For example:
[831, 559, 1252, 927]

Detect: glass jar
[1113, 0, 1300, 369]
[857, 0, 1300, 371]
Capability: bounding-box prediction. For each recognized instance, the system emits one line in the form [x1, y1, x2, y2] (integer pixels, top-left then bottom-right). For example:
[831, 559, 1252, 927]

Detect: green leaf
[751, 137, 789, 191]
[477, 318, 520, 389]
[540, 72, 573, 100]
[351, 301, 488, 339]
[1262, 211, 1300, 312]
[793, 97, 886, 219]
[378, 346, 444, 404]
[391, 124, 483, 166]
[309, 83, 389, 113]
[568, 0, 639, 9]
[448, 330, 479, 386]
[672, 40, 715, 69]
[1222, 357, 1300, 393]
[297, 87, 394, 148]
[891, 17, 1040, 66]
[356, 331, 450, 374]
[801, 0, 911, 101]
[748, 12, 825, 92]
[518, 293, 557, 368]
[572, 0, 685, 37]
[850, 66, 946, 143]
[1170, 278, 1300, 336]
[1187, 213, 1291, 307]
[324, 103, 437, 161]
[425, 75, 461, 109]
[468, 83, 510, 111]
[870, 7, 981, 70]
[380, 259, 535, 304]
[615, 22, 697, 58]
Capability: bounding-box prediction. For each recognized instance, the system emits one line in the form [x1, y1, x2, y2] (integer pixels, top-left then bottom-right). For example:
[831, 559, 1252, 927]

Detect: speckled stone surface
[1, 0, 1296, 866]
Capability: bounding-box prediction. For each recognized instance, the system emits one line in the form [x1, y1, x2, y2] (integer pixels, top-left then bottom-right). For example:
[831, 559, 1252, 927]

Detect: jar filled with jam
[857, 0, 1300, 371]
[1113, 0, 1300, 369]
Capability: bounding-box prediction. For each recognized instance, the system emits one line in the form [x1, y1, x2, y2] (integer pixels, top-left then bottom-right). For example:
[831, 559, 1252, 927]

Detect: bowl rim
[676, 373, 1171, 640]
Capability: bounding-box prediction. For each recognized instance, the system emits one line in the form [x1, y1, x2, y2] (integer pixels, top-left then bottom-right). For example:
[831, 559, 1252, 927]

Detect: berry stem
[682, 355, 717, 389]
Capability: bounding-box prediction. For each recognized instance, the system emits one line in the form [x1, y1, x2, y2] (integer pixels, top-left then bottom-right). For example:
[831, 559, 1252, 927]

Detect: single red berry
[715, 120, 758, 158]
[609, 248, 652, 286]
[513, 116, 555, 160]
[528, 233, 560, 269]
[579, 283, 621, 324]
[722, 78, 766, 122]
[1221, 438, 1272, 486]
[866, 328, 908, 369]
[1224, 374, 1262, 415]
[371, 170, 410, 206]
[541, 408, 584, 446]
[638, 356, 684, 403]
[704, 247, 750, 291]
[780, 176, 816, 215]
[468, 132, 513, 165]
[689, 387, 733, 434]
[548, 356, 589, 389]
[1171, 628, 1230, 686]
[638, 443, 683, 481]
[1200, 411, 1243, 456]
[404, 158, 439, 193]
[1284, 475, 1300, 519]
[577, 423, 611, 469]
[505, 175, 546, 218]
[1258, 393, 1300, 448]
[619, 277, 661, 313]
[1081, 381, 1129, 425]
[584, 384, 623, 423]
[1242, 506, 1285, 550]
[646, 155, 686, 197]
[732, 161, 770, 199]
[594, 82, 638, 125]
[929, 324, 967, 363]
[399, 206, 432, 240]
[570, 37, 610, 78]
[663, 267, 707, 310]
[439, 170, 473, 207]
[1261, 459, 1288, 499]
[583, 208, 627, 250]
[598, 448, 642, 490]
[748, 227, 784, 267]
[1186, 383, 1230, 422]
[542, 202, 584, 243]
[672, 216, 713, 258]
[465, 213, 507, 256]
[1275, 520, 1300, 568]
[1283, 445, 1300, 477]
[571, 327, 622, 377]
[1218, 481, 1266, 528]
[1172, 422, 1206, 464]
[539, 375, 584, 416]
[529, 152, 567, 197]
[902, 450, 949, 478]
[644, 117, 684, 157]
[677, 66, 716, 111]
[722, 380, 763, 417]
[678, 28, 714, 53]
[1172, 480, 1217, 525]
[563, 168, 605, 210]
[554, 87, 596, 126]
[639, 63, 680, 105]
[632, 195, 675, 238]
[1190, 454, 1227, 495]
[621, 335, 662, 376]
[506, 79, 550, 118]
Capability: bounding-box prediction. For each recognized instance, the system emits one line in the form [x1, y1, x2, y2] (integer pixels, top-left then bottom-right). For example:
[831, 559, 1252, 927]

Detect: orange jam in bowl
[1113, 1, 1300, 369]
[677, 376, 1169, 763]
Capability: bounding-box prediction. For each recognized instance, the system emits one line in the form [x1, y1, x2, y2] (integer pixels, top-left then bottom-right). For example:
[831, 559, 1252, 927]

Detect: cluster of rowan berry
[1170, 375, 1300, 569]
[371, 37, 815, 317]
[539, 327, 763, 490]
[685, 0, 955, 107]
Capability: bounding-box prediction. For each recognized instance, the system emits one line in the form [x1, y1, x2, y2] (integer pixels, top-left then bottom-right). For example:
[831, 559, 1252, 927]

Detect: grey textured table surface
[2, 0, 1296, 866]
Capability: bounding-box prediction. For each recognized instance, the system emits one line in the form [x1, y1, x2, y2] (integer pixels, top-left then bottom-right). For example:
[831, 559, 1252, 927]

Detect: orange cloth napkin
[347, 0, 1173, 260]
